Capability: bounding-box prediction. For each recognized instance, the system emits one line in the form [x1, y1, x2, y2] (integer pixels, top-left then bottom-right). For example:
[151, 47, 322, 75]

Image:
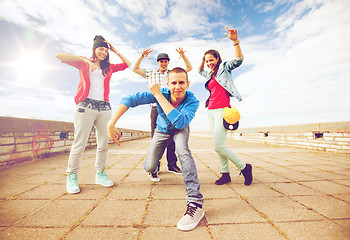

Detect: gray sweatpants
[66, 102, 112, 175]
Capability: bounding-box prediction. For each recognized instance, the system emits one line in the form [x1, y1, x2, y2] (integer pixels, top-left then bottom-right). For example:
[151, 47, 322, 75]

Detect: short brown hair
[168, 67, 188, 81]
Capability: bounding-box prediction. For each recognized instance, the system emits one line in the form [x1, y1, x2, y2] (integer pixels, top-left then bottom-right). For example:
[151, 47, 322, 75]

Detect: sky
[0, 0, 349, 132]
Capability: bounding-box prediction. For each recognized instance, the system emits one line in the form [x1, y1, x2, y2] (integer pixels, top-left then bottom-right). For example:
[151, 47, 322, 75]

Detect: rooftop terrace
[0, 136, 349, 239]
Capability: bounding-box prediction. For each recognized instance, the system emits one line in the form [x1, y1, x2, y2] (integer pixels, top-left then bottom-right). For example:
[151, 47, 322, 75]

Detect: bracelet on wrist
[141, 53, 145, 57]
[233, 40, 240, 46]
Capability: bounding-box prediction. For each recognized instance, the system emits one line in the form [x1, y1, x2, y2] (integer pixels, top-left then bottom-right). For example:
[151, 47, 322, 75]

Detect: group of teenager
[56, 26, 253, 232]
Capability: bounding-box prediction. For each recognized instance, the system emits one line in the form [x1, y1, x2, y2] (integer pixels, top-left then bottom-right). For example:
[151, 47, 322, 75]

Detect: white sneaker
[177, 202, 204, 231]
[149, 171, 160, 182]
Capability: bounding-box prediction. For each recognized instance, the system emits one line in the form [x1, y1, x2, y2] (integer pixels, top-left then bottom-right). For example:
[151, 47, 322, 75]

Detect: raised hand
[147, 82, 161, 97]
[225, 25, 239, 42]
[104, 40, 118, 54]
[142, 48, 153, 60]
[176, 47, 186, 58]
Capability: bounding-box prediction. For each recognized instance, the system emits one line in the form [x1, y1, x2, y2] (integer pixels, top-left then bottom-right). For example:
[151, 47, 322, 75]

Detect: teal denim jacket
[199, 57, 244, 107]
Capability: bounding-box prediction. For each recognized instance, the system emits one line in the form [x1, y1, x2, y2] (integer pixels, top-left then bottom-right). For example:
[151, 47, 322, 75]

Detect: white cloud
[235, 0, 350, 127]
[1, 0, 349, 133]
[114, 0, 224, 37]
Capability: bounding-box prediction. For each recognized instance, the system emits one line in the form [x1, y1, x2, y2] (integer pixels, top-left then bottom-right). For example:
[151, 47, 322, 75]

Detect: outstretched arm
[132, 48, 153, 77]
[56, 53, 97, 71]
[105, 41, 131, 67]
[107, 104, 128, 146]
[176, 48, 193, 72]
[225, 26, 243, 58]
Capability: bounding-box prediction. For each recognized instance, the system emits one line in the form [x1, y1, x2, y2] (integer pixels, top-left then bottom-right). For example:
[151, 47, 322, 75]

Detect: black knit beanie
[92, 35, 109, 50]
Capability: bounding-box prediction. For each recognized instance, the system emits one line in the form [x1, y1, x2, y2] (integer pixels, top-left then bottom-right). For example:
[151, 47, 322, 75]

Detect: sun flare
[15, 50, 47, 83]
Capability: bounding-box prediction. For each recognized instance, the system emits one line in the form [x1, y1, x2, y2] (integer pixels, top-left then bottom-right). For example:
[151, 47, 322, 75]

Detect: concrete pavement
[0, 136, 349, 239]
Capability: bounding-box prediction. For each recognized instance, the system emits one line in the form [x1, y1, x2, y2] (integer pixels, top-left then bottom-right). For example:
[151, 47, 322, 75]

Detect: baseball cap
[223, 107, 240, 131]
[157, 53, 170, 61]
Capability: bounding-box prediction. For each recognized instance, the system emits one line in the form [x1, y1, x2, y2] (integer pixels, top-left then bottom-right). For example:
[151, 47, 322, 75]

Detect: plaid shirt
[144, 69, 170, 106]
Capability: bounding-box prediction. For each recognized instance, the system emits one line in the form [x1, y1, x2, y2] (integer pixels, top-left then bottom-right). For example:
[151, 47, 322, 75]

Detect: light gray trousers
[66, 103, 111, 175]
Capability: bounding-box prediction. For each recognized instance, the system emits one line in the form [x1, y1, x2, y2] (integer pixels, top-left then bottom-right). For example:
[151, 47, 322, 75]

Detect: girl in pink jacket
[56, 35, 131, 194]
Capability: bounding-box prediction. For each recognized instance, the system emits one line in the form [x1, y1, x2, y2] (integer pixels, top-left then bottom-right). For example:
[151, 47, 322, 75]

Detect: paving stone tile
[140, 226, 212, 240]
[0, 184, 39, 199]
[267, 182, 324, 196]
[16, 184, 65, 200]
[200, 184, 240, 199]
[332, 179, 350, 186]
[276, 171, 322, 182]
[253, 173, 290, 183]
[66, 226, 139, 240]
[301, 180, 350, 195]
[247, 196, 323, 222]
[204, 199, 265, 224]
[144, 200, 197, 227]
[210, 223, 285, 240]
[15, 200, 97, 227]
[233, 183, 283, 198]
[333, 219, 350, 230]
[60, 185, 112, 200]
[277, 220, 350, 240]
[81, 199, 146, 226]
[0, 227, 68, 240]
[291, 195, 350, 219]
[121, 169, 153, 185]
[0, 199, 50, 225]
[307, 171, 350, 180]
[107, 183, 152, 200]
[333, 194, 350, 203]
[156, 172, 185, 185]
[152, 184, 187, 200]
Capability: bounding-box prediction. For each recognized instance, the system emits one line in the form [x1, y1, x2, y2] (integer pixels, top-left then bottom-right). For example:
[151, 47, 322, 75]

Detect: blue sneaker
[66, 173, 80, 194]
[95, 170, 114, 187]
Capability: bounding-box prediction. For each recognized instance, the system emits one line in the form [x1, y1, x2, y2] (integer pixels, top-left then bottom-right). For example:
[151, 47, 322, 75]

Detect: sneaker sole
[66, 187, 80, 194]
[177, 211, 205, 231]
[95, 181, 114, 187]
[149, 178, 160, 182]
[168, 170, 183, 175]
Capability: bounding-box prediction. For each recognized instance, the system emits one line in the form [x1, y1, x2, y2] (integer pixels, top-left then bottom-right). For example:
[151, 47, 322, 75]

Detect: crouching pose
[107, 67, 204, 231]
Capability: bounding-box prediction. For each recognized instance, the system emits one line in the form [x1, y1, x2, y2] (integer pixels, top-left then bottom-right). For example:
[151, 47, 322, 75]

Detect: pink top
[61, 57, 128, 104]
[207, 76, 231, 110]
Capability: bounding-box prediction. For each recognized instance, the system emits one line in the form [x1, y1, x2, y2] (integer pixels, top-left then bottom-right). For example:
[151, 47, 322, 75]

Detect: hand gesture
[142, 48, 153, 60]
[107, 124, 122, 147]
[84, 59, 98, 72]
[225, 25, 238, 42]
[147, 82, 161, 97]
[176, 47, 186, 58]
[104, 40, 118, 54]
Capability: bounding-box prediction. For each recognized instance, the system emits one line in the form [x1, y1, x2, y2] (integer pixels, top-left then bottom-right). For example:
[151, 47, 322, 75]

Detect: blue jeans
[144, 126, 204, 205]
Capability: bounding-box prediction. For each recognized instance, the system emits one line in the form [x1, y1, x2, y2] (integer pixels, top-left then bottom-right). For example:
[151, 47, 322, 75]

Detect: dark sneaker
[149, 171, 160, 182]
[240, 164, 253, 186]
[168, 165, 182, 175]
[177, 202, 205, 231]
[215, 172, 231, 185]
